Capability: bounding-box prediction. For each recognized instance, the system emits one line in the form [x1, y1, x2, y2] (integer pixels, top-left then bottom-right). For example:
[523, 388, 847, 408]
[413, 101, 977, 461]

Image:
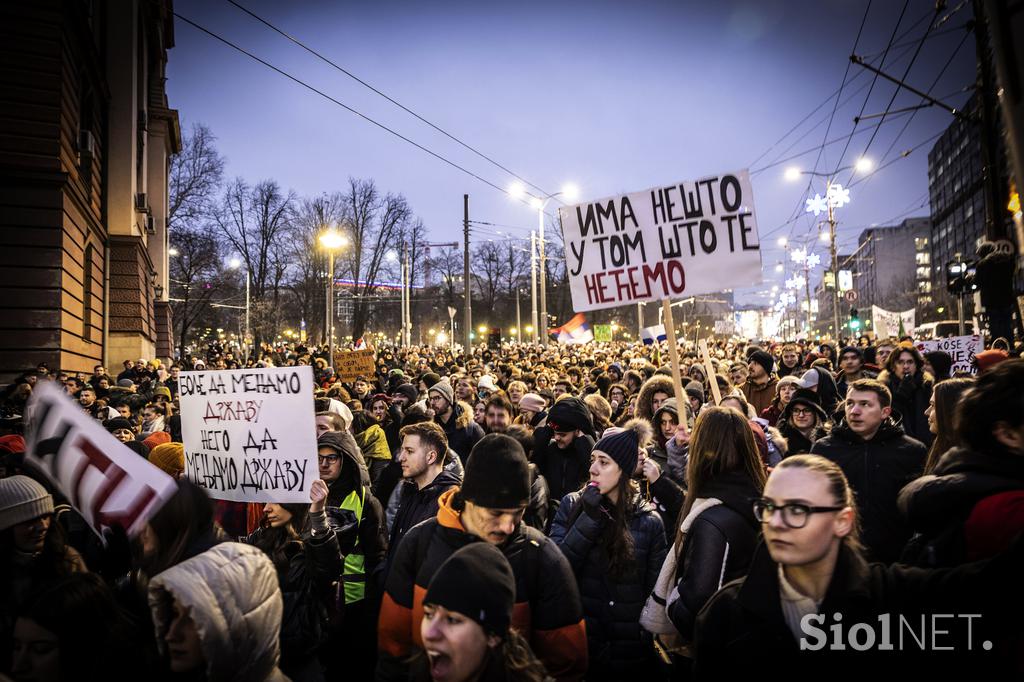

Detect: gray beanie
[0, 475, 54, 532]
[428, 378, 455, 408]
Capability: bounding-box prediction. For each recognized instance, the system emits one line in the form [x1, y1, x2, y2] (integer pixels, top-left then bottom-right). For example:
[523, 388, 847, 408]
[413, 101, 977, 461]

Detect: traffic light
[849, 308, 861, 331]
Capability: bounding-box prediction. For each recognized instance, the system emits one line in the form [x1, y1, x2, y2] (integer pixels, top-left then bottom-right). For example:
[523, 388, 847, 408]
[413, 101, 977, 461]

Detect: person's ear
[833, 506, 854, 539]
[881, 406, 892, 420]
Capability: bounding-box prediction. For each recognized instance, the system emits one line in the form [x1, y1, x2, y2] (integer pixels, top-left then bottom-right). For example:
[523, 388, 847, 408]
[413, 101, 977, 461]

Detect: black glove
[581, 483, 604, 519]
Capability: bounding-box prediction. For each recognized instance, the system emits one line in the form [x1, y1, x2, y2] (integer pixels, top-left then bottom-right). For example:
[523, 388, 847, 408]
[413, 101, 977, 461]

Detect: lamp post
[319, 228, 347, 368]
[227, 257, 250, 360]
[510, 182, 579, 345]
[785, 158, 871, 341]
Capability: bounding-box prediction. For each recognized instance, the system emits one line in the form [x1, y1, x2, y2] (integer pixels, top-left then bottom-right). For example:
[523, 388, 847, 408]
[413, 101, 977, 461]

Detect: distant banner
[334, 349, 376, 383]
[593, 324, 613, 342]
[640, 324, 667, 345]
[179, 366, 318, 503]
[558, 169, 762, 312]
[915, 335, 982, 375]
[871, 305, 915, 338]
[24, 382, 177, 538]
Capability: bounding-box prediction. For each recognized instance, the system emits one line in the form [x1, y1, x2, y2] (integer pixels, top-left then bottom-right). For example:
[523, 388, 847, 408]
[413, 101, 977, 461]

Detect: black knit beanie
[461, 434, 530, 509]
[592, 419, 650, 475]
[424, 543, 515, 635]
[748, 349, 774, 377]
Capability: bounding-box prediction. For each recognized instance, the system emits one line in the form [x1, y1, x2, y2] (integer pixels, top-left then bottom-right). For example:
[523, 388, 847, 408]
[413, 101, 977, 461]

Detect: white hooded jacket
[148, 542, 290, 681]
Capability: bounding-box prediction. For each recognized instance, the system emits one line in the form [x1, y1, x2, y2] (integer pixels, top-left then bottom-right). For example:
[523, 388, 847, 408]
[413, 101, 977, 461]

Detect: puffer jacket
[148, 542, 288, 682]
[532, 432, 595, 524]
[898, 445, 1024, 567]
[525, 462, 550, 532]
[377, 488, 587, 682]
[811, 419, 926, 563]
[877, 369, 935, 448]
[550, 490, 667, 680]
[435, 401, 484, 464]
[666, 471, 762, 640]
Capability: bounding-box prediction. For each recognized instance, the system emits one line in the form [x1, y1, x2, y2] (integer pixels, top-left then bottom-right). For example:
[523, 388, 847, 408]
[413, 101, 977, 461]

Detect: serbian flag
[353, 337, 367, 350]
[551, 313, 593, 345]
[640, 324, 667, 345]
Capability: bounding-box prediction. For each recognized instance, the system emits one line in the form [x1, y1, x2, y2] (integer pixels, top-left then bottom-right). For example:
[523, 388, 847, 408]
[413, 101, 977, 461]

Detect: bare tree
[431, 246, 463, 311]
[288, 193, 346, 344]
[472, 240, 505, 314]
[339, 178, 413, 341]
[168, 123, 224, 233]
[212, 178, 296, 348]
[168, 122, 224, 356]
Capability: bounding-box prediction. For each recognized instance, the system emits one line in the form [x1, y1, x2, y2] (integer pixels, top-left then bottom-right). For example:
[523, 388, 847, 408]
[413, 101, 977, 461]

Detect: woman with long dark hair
[246, 478, 343, 682]
[922, 377, 974, 473]
[549, 419, 667, 680]
[643, 407, 766, 675]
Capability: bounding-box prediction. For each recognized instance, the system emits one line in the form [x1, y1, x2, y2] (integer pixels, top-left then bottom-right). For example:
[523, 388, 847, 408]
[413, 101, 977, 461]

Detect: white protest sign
[24, 382, 178, 538]
[179, 366, 318, 503]
[915, 335, 983, 375]
[871, 305, 915, 338]
[558, 169, 762, 312]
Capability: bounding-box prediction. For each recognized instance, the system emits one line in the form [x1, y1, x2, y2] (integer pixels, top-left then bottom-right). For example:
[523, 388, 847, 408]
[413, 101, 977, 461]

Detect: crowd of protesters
[0, 330, 1023, 680]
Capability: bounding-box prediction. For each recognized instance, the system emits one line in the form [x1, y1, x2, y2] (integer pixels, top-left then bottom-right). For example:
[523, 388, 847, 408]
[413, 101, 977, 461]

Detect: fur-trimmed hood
[636, 375, 675, 423]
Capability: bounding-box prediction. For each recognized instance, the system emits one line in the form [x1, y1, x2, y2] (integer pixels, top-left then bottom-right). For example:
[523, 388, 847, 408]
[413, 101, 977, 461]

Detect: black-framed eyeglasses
[318, 454, 341, 464]
[752, 498, 845, 529]
[790, 408, 815, 417]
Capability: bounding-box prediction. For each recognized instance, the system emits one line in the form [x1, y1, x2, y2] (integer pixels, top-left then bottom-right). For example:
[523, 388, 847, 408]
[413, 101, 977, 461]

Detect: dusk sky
[167, 0, 977, 307]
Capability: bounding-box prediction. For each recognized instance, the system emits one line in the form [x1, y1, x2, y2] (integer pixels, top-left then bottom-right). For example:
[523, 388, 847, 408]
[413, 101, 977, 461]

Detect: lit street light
[227, 257, 250, 360]
[509, 181, 579, 345]
[319, 228, 348, 366]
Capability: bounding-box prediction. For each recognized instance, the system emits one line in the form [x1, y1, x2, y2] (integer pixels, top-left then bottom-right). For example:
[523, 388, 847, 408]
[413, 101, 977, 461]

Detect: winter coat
[805, 366, 842, 418]
[387, 467, 462, 564]
[148, 543, 289, 682]
[693, 537, 1024, 677]
[435, 401, 484, 464]
[525, 463, 550, 533]
[635, 375, 674, 424]
[810, 419, 926, 563]
[383, 449, 465, 531]
[245, 517, 344, 681]
[877, 369, 935, 448]
[898, 445, 1024, 567]
[377, 488, 588, 682]
[550, 491, 667, 679]
[532, 432, 596, 524]
[776, 420, 829, 456]
[740, 377, 778, 416]
[666, 471, 762, 640]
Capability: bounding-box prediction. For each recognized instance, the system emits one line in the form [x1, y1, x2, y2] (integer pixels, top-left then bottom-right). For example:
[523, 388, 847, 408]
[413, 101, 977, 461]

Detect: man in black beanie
[741, 349, 779, 417]
[378, 434, 587, 681]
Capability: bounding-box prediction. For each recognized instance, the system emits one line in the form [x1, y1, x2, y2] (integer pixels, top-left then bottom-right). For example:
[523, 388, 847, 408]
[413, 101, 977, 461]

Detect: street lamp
[227, 257, 250, 360]
[785, 159, 871, 340]
[319, 228, 348, 366]
[509, 181, 579, 345]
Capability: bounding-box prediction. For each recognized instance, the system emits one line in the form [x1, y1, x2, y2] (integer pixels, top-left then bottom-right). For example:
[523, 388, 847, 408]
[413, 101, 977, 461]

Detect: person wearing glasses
[693, 454, 1024, 676]
[316, 430, 387, 678]
[777, 388, 831, 456]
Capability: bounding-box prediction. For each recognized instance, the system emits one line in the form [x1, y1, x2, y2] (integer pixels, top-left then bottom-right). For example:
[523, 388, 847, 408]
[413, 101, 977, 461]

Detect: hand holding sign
[310, 478, 329, 513]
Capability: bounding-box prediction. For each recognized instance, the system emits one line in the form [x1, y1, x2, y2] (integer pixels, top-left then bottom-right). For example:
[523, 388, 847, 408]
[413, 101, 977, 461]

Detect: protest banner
[915, 335, 982, 375]
[179, 366, 318, 503]
[24, 382, 178, 538]
[558, 169, 762, 313]
[593, 324, 612, 342]
[871, 305, 915, 338]
[334, 349, 377, 382]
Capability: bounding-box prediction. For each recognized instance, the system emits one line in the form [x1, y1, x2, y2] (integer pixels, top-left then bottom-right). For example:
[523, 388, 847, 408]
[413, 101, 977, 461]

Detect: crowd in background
[0, 331, 1023, 680]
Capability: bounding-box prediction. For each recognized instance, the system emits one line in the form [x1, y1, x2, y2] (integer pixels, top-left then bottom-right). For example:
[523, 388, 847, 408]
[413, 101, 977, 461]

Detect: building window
[916, 252, 930, 265]
[918, 281, 932, 293]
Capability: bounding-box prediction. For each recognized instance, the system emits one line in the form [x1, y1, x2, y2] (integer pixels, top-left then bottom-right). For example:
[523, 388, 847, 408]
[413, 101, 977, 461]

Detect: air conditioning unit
[79, 130, 96, 157]
[145, 215, 156, 234]
[135, 192, 148, 211]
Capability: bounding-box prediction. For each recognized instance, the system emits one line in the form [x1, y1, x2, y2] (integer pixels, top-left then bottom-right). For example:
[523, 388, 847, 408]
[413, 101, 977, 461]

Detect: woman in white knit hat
[0, 475, 87, 649]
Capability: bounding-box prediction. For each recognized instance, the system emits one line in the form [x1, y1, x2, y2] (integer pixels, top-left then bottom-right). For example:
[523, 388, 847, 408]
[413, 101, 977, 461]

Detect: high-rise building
[850, 217, 933, 317]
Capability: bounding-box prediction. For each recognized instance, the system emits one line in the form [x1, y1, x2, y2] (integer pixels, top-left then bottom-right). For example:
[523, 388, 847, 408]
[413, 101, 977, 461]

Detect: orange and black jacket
[376, 488, 588, 681]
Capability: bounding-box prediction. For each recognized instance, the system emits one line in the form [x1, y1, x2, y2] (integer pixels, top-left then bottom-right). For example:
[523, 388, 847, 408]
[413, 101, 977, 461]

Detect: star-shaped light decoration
[805, 194, 828, 216]
[826, 184, 851, 208]
[805, 253, 821, 269]
[791, 248, 808, 264]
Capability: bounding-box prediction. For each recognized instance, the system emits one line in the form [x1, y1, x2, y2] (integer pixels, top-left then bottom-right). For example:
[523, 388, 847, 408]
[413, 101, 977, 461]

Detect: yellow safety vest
[339, 487, 366, 604]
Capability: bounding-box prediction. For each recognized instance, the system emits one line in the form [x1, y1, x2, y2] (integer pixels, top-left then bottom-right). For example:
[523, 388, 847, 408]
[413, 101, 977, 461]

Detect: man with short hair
[377, 434, 586, 681]
[835, 345, 873, 398]
[776, 343, 803, 378]
[552, 379, 575, 399]
[741, 350, 779, 416]
[387, 422, 460, 564]
[811, 379, 926, 563]
[484, 394, 513, 434]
